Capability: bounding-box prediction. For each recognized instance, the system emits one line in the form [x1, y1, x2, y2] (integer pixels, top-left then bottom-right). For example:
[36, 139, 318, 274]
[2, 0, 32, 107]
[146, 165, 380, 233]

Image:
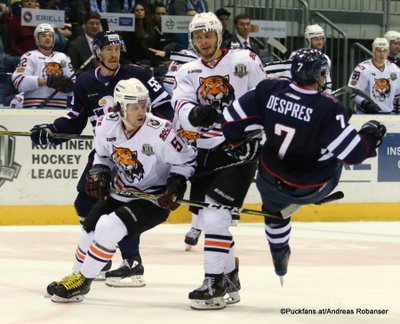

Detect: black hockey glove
[86, 165, 112, 201]
[224, 137, 262, 161]
[188, 105, 219, 128]
[359, 100, 380, 114]
[46, 74, 74, 93]
[30, 123, 57, 145]
[157, 173, 187, 211]
[359, 120, 387, 148]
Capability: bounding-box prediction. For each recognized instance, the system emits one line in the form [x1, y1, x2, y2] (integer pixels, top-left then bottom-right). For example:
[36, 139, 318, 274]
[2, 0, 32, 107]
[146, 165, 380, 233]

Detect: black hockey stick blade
[314, 191, 344, 205]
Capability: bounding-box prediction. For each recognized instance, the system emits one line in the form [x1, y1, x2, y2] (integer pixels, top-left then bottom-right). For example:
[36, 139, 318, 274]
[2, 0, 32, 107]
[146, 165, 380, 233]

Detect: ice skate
[94, 260, 112, 281]
[51, 273, 92, 303]
[271, 245, 291, 287]
[224, 257, 241, 304]
[188, 274, 226, 310]
[184, 227, 202, 251]
[105, 258, 145, 287]
[44, 274, 75, 298]
[230, 214, 240, 226]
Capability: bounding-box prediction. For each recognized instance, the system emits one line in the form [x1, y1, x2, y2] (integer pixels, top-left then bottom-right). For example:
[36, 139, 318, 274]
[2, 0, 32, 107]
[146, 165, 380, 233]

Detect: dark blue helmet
[92, 31, 125, 54]
[291, 48, 328, 85]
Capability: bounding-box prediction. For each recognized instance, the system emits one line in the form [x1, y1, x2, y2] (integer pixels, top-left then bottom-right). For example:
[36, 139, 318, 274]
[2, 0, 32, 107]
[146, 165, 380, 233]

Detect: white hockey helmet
[189, 12, 223, 52]
[384, 30, 400, 43]
[113, 78, 150, 120]
[34, 23, 55, 47]
[304, 24, 325, 46]
[372, 37, 389, 52]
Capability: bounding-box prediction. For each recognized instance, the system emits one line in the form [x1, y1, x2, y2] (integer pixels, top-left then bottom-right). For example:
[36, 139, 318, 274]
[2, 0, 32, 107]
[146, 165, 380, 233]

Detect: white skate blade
[185, 244, 193, 251]
[50, 294, 85, 303]
[93, 271, 107, 281]
[225, 291, 240, 304]
[43, 291, 51, 298]
[190, 297, 226, 310]
[230, 220, 239, 227]
[105, 275, 146, 287]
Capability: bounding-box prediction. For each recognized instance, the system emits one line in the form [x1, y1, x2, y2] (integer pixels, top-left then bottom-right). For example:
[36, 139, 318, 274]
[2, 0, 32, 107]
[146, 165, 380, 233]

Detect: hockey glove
[188, 105, 219, 128]
[359, 100, 380, 114]
[157, 173, 187, 211]
[30, 123, 57, 145]
[224, 137, 262, 161]
[46, 74, 74, 93]
[86, 165, 112, 201]
[359, 120, 387, 148]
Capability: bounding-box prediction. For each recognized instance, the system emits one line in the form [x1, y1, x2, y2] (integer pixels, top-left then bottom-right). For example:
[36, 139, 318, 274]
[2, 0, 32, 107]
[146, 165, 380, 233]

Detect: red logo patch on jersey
[43, 62, 63, 77]
[159, 124, 172, 141]
[372, 78, 391, 102]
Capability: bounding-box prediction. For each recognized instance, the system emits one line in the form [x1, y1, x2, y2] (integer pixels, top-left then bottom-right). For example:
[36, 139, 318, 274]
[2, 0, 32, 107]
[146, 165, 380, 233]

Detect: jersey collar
[290, 82, 318, 94]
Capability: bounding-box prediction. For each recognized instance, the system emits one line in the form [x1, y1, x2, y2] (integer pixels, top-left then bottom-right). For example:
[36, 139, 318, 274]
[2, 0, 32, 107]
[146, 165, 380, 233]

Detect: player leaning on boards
[30, 31, 174, 292]
[222, 48, 387, 286]
[348, 37, 400, 114]
[172, 12, 266, 310]
[11, 23, 74, 109]
[48, 78, 196, 303]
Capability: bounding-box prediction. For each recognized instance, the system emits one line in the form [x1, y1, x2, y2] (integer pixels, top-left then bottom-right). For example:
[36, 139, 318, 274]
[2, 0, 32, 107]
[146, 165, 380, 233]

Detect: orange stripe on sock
[75, 248, 86, 261]
[204, 240, 231, 248]
[89, 244, 113, 260]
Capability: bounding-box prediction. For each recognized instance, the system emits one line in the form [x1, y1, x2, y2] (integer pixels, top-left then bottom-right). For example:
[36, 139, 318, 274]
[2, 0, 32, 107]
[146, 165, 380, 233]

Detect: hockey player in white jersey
[172, 12, 266, 310]
[348, 37, 400, 114]
[264, 24, 332, 94]
[11, 23, 74, 109]
[48, 78, 196, 303]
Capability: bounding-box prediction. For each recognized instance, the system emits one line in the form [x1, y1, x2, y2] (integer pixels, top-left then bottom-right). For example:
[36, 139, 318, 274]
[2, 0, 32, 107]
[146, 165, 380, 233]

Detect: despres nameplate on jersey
[234, 64, 248, 78]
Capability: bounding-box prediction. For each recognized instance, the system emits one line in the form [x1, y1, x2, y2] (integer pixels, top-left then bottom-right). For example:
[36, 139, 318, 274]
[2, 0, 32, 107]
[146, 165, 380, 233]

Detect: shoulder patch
[147, 118, 162, 128]
[159, 123, 172, 141]
[106, 113, 119, 120]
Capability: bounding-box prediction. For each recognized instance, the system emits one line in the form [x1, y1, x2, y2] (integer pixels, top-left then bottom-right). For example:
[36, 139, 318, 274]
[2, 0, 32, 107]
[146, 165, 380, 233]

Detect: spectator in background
[123, 2, 156, 65]
[75, 0, 109, 25]
[215, 8, 231, 49]
[222, 13, 261, 56]
[152, 2, 168, 51]
[6, 0, 38, 57]
[67, 11, 101, 74]
[167, 0, 208, 51]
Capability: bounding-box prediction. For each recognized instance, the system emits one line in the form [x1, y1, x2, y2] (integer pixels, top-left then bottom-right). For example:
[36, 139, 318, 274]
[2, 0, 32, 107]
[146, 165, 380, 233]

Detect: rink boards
[1, 109, 400, 224]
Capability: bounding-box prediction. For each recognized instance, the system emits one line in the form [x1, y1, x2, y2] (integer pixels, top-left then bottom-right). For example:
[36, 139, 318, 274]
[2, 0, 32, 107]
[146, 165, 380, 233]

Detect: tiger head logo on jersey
[43, 62, 63, 77]
[112, 146, 145, 183]
[372, 78, 391, 102]
[196, 75, 235, 112]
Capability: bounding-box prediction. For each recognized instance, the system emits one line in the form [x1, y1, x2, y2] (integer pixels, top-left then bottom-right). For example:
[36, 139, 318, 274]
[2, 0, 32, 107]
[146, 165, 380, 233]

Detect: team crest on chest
[112, 146, 145, 183]
[43, 61, 63, 77]
[196, 75, 235, 111]
[234, 64, 248, 77]
[372, 78, 390, 102]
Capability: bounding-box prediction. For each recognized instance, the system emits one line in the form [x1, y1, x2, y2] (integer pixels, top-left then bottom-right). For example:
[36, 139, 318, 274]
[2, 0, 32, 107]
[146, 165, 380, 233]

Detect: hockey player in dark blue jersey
[222, 48, 387, 285]
[29, 31, 174, 291]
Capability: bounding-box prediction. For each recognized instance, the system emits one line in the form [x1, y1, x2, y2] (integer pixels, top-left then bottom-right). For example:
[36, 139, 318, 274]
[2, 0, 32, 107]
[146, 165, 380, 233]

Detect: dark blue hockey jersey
[222, 79, 378, 187]
[53, 64, 173, 134]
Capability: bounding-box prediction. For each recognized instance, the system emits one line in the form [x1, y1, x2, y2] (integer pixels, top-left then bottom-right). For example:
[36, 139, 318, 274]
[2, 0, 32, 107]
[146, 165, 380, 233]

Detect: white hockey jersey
[11, 49, 74, 109]
[348, 59, 400, 113]
[163, 49, 197, 96]
[93, 112, 196, 203]
[172, 48, 266, 149]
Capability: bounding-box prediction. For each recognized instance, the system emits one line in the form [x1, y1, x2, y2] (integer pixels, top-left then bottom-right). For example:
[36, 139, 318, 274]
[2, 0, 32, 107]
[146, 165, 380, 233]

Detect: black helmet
[291, 48, 328, 85]
[92, 31, 125, 55]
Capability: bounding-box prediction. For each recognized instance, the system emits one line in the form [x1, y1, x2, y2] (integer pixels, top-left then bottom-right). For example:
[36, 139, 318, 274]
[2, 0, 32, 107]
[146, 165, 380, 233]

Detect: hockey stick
[113, 189, 344, 219]
[39, 54, 95, 109]
[332, 86, 374, 103]
[0, 130, 93, 140]
[189, 129, 265, 180]
[267, 37, 288, 54]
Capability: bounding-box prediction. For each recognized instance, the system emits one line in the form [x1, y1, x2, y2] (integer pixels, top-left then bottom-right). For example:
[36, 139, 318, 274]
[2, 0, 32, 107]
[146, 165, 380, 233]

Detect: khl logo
[0, 126, 21, 188]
